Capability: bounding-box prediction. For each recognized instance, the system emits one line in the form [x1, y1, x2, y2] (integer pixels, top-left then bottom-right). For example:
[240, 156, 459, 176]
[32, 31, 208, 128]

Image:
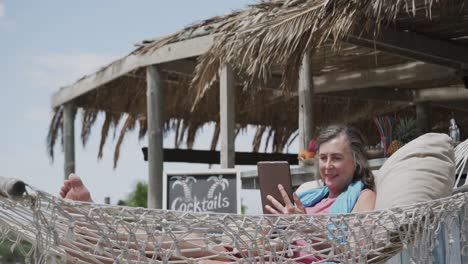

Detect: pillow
[374, 133, 455, 210]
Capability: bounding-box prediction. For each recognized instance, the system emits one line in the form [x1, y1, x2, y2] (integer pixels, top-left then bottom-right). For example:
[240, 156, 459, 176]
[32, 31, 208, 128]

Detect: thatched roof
[192, 0, 468, 101]
[48, 0, 468, 167]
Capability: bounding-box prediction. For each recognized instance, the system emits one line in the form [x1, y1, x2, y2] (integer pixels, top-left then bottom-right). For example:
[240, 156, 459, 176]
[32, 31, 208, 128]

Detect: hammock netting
[0, 139, 467, 263]
[1, 190, 467, 264]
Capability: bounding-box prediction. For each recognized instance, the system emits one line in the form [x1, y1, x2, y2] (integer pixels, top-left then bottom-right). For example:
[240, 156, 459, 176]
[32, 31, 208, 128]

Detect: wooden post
[146, 65, 164, 209]
[416, 103, 431, 134]
[219, 64, 235, 168]
[63, 102, 76, 180]
[298, 52, 315, 152]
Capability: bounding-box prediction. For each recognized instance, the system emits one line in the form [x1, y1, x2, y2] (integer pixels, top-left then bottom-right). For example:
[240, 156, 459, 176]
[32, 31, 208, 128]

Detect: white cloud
[26, 52, 118, 92]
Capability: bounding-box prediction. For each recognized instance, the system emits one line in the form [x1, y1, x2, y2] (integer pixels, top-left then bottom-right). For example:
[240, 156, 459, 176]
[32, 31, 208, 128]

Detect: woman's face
[318, 134, 356, 196]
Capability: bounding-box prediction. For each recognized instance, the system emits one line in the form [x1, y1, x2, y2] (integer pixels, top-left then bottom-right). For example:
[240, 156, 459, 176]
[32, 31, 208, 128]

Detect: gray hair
[316, 124, 375, 190]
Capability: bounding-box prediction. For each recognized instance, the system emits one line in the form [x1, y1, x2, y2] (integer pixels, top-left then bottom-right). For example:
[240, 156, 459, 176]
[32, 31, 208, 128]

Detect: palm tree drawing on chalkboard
[171, 176, 197, 202]
[207, 175, 229, 199]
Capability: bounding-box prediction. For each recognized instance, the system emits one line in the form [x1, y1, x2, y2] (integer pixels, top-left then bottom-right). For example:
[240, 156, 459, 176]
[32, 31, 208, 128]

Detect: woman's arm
[351, 189, 376, 213]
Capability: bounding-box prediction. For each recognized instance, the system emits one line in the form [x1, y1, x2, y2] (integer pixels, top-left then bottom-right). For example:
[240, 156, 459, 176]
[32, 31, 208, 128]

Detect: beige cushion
[375, 133, 455, 209]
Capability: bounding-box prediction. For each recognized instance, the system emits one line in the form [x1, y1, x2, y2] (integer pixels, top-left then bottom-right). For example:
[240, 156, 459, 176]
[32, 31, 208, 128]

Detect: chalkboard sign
[163, 169, 240, 214]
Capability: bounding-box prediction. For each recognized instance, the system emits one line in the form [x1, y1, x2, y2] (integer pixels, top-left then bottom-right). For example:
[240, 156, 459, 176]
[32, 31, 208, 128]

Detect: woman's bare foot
[59, 174, 93, 202]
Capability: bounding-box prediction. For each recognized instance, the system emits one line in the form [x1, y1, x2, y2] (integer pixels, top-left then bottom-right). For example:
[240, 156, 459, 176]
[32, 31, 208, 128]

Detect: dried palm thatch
[192, 0, 468, 104]
[46, 66, 425, 167]
[47, 0, 468, 168]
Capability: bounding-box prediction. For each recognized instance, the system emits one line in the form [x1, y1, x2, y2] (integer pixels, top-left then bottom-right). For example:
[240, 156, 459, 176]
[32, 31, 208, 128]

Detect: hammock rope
[0, 186, 467, 263]
[0, 139, 467, 263]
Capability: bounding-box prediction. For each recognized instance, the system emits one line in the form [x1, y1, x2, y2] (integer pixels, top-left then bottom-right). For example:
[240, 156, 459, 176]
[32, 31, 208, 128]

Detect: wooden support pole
[298, 52, 315, 151]
[146, 65, 164, 209]
[416, 103, 432, 134]
[63, 102, 76, 180]
[219, 64, 235, 168]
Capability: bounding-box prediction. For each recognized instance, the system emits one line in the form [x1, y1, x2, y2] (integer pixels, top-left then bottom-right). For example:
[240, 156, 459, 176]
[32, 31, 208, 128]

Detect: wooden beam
[146, 65, 164, 209]
[270, 83, 468, 104]
[298, 52, 314, 151]
[262, 62, 455, 94]
[142, 148, 384, 165]
[163, 60, 453, 103]
[414, 85, 468, 102]
[433, 100, 468, 112]
[324, 86, 414, 101]
[53, 47, 455, 110]
[51, 26, 467, 109]
[314, 62, 455, 93]
[263, 62, 455, 102]
[347, 28, 468, 70]
[51, 35, 215, 108]
[63, 103, 76, 180]
[219, 64, 236, 168]
[142, 148, 299, 165]
[159, 58, 198, 75]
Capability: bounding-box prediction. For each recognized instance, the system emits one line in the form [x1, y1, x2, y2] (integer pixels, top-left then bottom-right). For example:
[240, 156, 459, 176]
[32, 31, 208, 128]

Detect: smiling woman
[254, 124, 377, 263]
[267, 124, 376, 216]
[316, 125, 376, 198]
[318, 134, 356, 198]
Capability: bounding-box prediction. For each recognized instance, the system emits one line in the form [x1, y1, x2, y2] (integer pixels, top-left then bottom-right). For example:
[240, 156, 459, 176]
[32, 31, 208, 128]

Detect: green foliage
[394, 118, 421, 143]
[0, 239, 33, 263]
[241, 204, 247, 214]
[125, 182, 148, 208]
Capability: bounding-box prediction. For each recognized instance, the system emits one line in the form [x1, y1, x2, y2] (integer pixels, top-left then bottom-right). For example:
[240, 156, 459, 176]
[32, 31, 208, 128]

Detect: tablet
[257, 161, 294, 214]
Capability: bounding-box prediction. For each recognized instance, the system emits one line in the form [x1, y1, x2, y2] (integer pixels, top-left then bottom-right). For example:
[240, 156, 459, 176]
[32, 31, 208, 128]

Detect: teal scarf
[297, 180, 364, 263]
[297, 180, 364, 214]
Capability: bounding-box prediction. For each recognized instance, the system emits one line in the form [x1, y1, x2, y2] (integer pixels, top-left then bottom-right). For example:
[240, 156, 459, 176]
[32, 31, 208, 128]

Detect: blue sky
[0, 0, 288, 213]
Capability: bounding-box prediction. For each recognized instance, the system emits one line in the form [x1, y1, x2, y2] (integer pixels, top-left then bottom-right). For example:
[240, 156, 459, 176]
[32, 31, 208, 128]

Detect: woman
[266, 124, 376, 216]
[258, 124, 376, 264]
[59, 124, 376, 263]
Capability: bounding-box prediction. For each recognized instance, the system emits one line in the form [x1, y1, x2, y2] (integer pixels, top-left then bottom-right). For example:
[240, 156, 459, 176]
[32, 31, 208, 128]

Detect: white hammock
[1, 140, 468, 264]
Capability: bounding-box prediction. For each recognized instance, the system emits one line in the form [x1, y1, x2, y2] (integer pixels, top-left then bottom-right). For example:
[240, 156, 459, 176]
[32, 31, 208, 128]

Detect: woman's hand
[265, 184, 306, 214]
